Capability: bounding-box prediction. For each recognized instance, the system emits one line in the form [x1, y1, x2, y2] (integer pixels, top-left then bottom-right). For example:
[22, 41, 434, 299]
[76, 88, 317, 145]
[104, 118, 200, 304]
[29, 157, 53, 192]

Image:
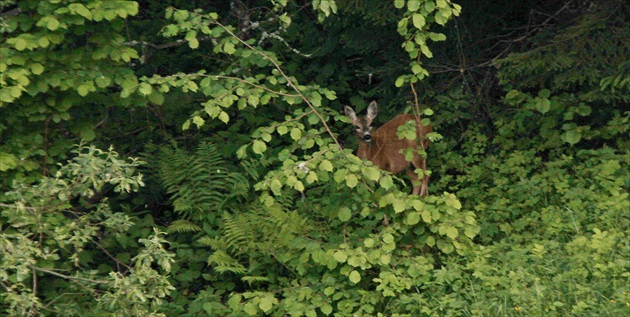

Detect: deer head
[344, 101, 431, 196]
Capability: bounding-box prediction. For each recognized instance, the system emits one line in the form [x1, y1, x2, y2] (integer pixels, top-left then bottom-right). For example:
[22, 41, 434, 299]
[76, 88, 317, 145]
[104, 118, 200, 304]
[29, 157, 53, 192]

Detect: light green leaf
[14, 38, 27, 51]
[188, 38, 199, 49]
[71, 3, 92, 19]
[536, 98, 551, 114]
[294, 180, 304, 191]
[138, 83, 152, 96]
[321, 303, 333, 315]
[277, 125, 288, 135]
[364, 238, 375, 248]
[30, 63, 44, 75]
[345, 174, 358, 188]
[394, 0, 405, 9]
[333, 250, 348, 262]
[412, 13, 425, 29]
[421, 210, 432, 223]
[406, 211, 420, 225]
[319, 160, 334, 172]
[218, 111, 229, 123]
[393, 200, 406, 213]
[363, 166, 381, 181]
[445, 226, 459, 239]
[420, 44, 433, 58]
[379, 175, 394, 189]
[223, 42, 236, 54]
[252, 140, 267, 154]
[244, 302, 257, 315]
[47, 17, 60, 30]
[395, 75, 406, 87]
[0, 152, 19, 171]
[290, 128, 302, 140]
[338, 207, 352, 222]
[77, 84, 91, 97]
[408, 0, 419, 11]
[349, 270, 361, 284]
[259, 297, 274, 312]
[563, 130, 581, 145]
[270, 179, 282, 195]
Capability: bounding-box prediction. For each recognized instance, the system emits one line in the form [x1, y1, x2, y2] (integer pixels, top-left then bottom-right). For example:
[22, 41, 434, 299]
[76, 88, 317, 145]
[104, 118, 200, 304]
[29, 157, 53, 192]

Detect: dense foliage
[1, 0, 628, 316]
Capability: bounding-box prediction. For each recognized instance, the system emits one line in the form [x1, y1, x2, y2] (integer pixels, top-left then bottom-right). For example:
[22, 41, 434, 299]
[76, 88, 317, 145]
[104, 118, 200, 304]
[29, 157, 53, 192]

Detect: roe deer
[344, 101, 431, 196]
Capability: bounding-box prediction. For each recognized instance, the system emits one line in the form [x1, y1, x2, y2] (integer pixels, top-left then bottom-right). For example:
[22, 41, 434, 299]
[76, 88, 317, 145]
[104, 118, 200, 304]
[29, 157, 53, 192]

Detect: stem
[30, 266, 109, 285]
[212, 19, 344, 151]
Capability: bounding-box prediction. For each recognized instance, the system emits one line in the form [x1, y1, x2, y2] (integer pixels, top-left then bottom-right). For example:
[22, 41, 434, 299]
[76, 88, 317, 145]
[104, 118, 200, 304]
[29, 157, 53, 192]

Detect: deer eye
[355, 125, 361, 130]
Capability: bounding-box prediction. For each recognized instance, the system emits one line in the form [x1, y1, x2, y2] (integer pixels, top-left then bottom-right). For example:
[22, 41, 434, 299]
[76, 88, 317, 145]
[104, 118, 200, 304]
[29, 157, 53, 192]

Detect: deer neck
[357, 139, 381, 160]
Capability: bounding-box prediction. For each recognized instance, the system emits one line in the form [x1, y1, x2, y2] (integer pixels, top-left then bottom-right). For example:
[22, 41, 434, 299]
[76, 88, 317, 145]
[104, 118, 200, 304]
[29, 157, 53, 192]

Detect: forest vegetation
[1, 0, 628, 316]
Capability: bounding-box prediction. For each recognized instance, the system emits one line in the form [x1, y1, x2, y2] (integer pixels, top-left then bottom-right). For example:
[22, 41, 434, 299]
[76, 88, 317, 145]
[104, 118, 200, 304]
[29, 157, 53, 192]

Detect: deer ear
[344, 106, 357, 121]
[367, 101, 378, 120]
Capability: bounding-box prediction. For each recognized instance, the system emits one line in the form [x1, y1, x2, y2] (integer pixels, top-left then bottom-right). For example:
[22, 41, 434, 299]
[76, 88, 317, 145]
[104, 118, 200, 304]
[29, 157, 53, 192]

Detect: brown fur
[345, 102, 431, 195]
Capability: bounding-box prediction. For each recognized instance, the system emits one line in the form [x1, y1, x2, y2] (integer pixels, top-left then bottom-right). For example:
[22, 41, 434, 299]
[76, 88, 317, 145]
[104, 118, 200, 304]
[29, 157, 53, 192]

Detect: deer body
[345, 101, 431, 195]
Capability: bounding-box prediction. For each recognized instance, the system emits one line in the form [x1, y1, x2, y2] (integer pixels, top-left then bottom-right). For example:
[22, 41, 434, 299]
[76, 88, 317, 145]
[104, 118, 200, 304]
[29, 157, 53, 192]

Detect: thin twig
[30, 266, 109, 284]
[212, 19, 344, 151]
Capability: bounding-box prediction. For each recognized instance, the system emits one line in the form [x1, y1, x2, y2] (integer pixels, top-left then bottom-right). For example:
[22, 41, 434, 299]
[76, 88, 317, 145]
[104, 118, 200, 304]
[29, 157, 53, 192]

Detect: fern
[166, 219, 202, 233]
[158, 141, 249, 220]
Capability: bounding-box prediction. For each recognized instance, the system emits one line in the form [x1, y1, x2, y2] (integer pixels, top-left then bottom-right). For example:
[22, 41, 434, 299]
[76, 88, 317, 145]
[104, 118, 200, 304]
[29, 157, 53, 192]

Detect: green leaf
[77, 84, 91, 97]
[252, 140, 267, 154]
[395, 75, 406, 87]
[76, 4, 92, 19]
[47, 17, 60, 30]
[394, 0, 405, 9]
[290, 128, 302, 140]
[408, 0, 420, 11]
[429, 32, 447, 41]
[421, 210, 432, 223]
[0, 152, 19, 171]
[188, 38, 199, 49]
[30, 63, 44, 75]
[345, 174, 358, 188]
[223, 42, 236, 54]
[321, 303, 333, 315]
[338, 207, 352, 222]
[406, 211, 420, 225]
[14, 38, 27, 51]
[420, 44, 433, 58]
[319, 160, 334, 172]
[445, 227, 459, 239]
[333, 250, 348, 262]
[393, 200, 406, 213]
[259, 297, 274, 313]
[412, 13, 426, 29]
[576, 104, 592, 116]
[138, 83, 152, 96]
[348, 270, 361, 284]
[270, 179, 282, 195]
[363, 166, 381, 181]
[277, 125, 288, 135]
[536, 98, 550, 114]
[294, 180, 304, 191]
[563, 130, 581, 145]
[218, 111, 229, 123]
[379, 175, 394, 189]
[244, 302, 258, 315]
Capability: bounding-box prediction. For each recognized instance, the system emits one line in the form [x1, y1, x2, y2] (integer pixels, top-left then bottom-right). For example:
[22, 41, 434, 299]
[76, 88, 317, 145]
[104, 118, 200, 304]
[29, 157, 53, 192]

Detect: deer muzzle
[363, 133, 372, 142]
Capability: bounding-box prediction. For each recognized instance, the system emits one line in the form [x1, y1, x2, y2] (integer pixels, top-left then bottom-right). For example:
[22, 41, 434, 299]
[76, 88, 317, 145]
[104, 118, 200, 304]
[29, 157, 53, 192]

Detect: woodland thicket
[1, 0, 628, 316]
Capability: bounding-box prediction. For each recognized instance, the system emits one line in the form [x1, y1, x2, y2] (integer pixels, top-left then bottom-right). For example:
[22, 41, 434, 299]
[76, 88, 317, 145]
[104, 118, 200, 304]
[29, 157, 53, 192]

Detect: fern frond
[158, 141, 250, 220]
[166, 219, 202, 233]
[207, 250, 247, 274]
[241, 275, 270, 285]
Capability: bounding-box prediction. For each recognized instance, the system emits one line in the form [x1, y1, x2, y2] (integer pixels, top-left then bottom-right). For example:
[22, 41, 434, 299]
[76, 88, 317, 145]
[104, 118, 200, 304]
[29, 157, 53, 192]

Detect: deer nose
[363, 134, 372, 142]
